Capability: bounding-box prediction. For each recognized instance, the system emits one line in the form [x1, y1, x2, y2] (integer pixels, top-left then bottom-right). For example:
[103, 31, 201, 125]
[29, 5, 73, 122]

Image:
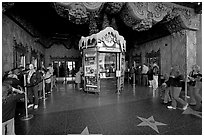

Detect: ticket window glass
[99, 52, 117, 78]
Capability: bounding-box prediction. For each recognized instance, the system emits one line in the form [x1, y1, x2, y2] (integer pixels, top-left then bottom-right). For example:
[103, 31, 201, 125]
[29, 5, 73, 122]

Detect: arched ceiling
[2, 2, 201, 50]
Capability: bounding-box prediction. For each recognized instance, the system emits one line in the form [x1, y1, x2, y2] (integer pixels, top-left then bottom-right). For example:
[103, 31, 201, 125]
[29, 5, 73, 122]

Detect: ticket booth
[79, 27, 126, 94]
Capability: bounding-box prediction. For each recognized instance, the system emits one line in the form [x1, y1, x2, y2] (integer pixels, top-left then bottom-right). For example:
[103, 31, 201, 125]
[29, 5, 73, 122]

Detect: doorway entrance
[53, 60, 77, 83]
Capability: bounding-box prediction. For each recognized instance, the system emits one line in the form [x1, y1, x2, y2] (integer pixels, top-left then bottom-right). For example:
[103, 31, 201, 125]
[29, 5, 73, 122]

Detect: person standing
[44, 68, 52, 94]
[188, 65, 198, 105]
[27, 64, 39, 109]
[147, 64, 153, 87]
[167, 65, 188, 110]
[142, 64, 149, 86]
[75, 67, 83, 90]
[152, 63, 159, 91]
[162, 73, 172, 104]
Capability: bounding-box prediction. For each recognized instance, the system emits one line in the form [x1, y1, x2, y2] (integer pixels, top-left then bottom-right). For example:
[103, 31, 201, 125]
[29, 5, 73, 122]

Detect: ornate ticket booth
[79, 27, 126, 94]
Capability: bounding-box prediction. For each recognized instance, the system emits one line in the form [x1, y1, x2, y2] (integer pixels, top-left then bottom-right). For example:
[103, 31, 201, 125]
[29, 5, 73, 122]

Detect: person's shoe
[28, 104, 34, 109]
[183, 103, 189, 110]
[189, 103, 196, 106]
[186, 96, 190, 99]
[34, 105, 38, 109]
[167, 106, 176, 109]
[163, 101, 168, 104]
[149, 85, 152, 87]
[48, 92, 51, 94]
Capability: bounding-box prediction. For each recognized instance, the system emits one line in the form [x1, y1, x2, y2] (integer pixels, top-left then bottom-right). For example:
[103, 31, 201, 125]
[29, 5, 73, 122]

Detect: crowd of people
[129, 62, 159, 91]
[2, 63, 55, 135]
[128, 62, 202, 111]
[160, 64, 202, 111]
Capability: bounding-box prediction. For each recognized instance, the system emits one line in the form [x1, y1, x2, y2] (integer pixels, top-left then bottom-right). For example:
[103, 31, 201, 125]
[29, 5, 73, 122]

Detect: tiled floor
[14, 83, 202, 135]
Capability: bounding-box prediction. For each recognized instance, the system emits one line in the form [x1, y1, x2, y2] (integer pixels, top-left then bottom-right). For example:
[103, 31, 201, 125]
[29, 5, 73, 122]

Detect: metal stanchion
[133, 72, 136, 87]
[51, 75, 53, 92]
[117, 77, 120, 95]
[21, 74, 33, 121]
[42, 78, 47, 100]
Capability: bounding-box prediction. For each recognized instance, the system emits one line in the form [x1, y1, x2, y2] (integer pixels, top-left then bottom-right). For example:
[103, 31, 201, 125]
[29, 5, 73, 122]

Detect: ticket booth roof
[79, 27, 126, 51]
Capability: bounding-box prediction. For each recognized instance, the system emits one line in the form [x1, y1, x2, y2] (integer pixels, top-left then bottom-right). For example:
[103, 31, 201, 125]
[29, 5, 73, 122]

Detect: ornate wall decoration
[121, 6, 139, 27]
[132, 18, 153, 31]
[129, 2, 148, 20]
[2, 2, 15, 12]
[162, 6, 200, 31]
[68, 3, 89, 24]
[148, 3, 172, 23]
[104, 2, 124, 14]
[165, 16, 184, 34]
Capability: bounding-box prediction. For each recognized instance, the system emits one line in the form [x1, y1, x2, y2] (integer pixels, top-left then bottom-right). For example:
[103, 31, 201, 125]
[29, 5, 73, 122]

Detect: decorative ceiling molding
[162, 6, 200, 31]
[53, 2, 200, 32]
[54, 2, 89, 24]
[2, 2, 15, 12]
[121, 2, 200, 32]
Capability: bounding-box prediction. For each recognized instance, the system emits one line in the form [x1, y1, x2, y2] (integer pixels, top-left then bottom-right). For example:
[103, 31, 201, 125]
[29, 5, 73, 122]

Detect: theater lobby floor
[15, 83, 202, 135]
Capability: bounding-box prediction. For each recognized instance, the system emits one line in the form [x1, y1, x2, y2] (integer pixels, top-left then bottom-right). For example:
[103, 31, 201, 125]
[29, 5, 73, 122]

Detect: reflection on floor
[15, 83, 202, 135]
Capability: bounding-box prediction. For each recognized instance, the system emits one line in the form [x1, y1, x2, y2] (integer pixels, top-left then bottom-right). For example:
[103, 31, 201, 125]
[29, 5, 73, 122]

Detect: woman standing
[152, 63, 159, 91]
[167, 65, 188, 110]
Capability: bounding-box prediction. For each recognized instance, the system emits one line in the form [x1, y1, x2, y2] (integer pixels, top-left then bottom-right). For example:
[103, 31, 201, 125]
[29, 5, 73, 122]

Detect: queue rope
[21, 74, 53, 121]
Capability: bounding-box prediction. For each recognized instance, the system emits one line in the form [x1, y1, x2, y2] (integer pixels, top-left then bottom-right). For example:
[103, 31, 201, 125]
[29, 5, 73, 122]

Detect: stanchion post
[42, 77, 46, 100]
[21, 74, 33, 121]
[133, 71, 136, 87]
[51, 75, 53, 92]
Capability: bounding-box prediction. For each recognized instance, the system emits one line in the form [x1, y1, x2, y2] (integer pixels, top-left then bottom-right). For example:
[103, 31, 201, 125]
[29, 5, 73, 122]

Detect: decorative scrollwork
[132, 18, 153, 31]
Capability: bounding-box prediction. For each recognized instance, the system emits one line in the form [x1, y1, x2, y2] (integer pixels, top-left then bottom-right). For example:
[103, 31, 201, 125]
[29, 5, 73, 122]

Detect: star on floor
[81, 127, 89, 135]
[182, 107, 202, 118]
[137, 116, 167, 133]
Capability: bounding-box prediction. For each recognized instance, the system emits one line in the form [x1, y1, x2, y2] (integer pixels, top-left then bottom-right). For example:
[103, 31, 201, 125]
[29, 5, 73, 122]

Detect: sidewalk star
[137, 116, 167, 133]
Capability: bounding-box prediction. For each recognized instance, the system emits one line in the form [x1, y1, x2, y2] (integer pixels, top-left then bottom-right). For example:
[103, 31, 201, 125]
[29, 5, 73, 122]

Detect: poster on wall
[84, 54, 97, 77]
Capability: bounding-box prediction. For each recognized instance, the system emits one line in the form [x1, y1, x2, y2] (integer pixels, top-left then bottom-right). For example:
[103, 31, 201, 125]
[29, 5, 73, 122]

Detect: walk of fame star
[137, 116, 167, 133]
[182, 107, 202, 118]
[81, 127, 89, 135]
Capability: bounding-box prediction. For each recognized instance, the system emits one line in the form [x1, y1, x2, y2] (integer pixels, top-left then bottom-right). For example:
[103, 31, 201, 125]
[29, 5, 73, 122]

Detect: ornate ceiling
[2, 2, 202, 49]
[53, 2, 200, 32]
